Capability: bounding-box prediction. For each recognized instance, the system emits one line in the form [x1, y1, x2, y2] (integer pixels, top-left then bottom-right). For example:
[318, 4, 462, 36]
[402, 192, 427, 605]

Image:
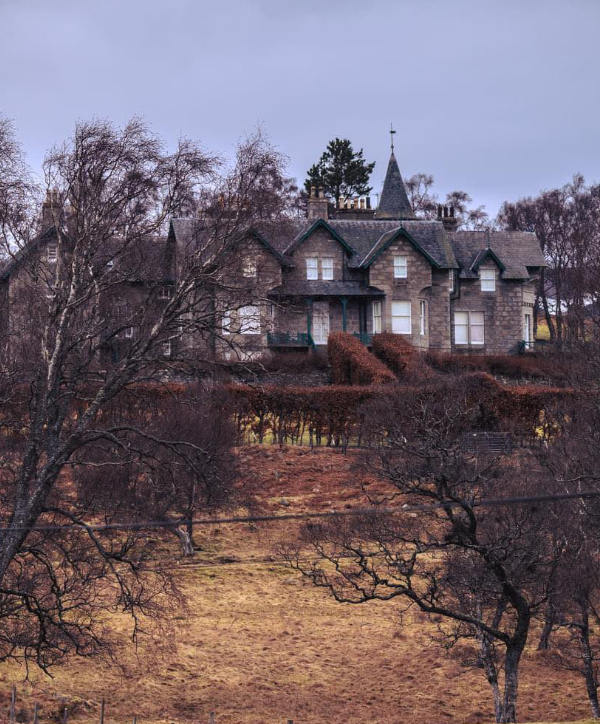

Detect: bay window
[239, 305, 261, 334]
[372, 301, 382, 334]
[391, 301, 411, 334]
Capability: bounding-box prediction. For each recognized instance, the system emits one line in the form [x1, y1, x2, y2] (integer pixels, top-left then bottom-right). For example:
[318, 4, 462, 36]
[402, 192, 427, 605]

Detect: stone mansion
[172, 149, 545, 358]
[0, 149, 546, 363]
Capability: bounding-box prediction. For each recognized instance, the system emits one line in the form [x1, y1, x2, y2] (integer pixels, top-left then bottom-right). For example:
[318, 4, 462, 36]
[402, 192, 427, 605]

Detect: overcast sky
[1, 0, 599, 216]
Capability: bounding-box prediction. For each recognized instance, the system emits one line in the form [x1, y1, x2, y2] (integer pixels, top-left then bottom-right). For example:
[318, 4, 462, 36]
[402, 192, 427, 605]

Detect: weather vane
[390, 122, 396, 152]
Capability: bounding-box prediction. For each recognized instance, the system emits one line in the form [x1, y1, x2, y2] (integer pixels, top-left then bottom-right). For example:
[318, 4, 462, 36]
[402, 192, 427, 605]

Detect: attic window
[47, 244, 57, 263]
[158, 287, 172, 300]
[480, 269, 496, 292]
[393, 255, 408, 279]
[306, 257, 318, 281]
[243, 259, 257, 278]
[321, 257, 334, 280]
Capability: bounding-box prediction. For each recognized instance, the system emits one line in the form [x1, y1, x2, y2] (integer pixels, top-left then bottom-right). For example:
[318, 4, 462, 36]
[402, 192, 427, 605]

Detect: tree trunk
[175, 526, 194, 556]
[477, 629, 502, 722]
[499, 644, 523, 723]
[577, 605, 600, 719]
[538, 601, 556, 650]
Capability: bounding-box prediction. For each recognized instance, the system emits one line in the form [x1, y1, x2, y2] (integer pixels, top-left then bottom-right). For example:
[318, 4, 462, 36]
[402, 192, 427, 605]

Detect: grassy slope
[0, 447, 592, 724]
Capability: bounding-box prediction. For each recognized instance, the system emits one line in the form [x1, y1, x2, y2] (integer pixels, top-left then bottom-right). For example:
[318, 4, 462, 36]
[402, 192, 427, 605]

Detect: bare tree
[285, 377, 565, 723]
[498, 175, 600, 343]
[405, 173, 489, 229]
[0, 116, 290, 670]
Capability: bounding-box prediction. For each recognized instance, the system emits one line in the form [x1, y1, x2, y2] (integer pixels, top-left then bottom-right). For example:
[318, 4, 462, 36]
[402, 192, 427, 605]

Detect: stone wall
[286, 227, 347, 282]
[367, 234, 439, 349]
[451, 265, 535, 354]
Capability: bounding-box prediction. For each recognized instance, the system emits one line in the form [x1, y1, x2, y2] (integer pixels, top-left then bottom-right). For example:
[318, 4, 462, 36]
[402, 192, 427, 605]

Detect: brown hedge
[327, 332, 396, 386]
[227, 383, 381, 446]
[424, 350, 568, 383]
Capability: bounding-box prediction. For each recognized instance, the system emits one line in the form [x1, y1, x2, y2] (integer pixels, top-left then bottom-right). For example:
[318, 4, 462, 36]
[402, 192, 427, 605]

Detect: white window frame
[239, 305, 261, 335]
[158, 286, 172, 300]
[480, 268, 496, 292]
[391, 301, 411, 335]
[372, 301, 382, 334]
[321, 257, 334, 281]
[222, 311, 231, 335]
[306, 257, 318, 281]
[454, 311, 485, 346]
[124, 326, 134, 339]
[419, 300, 426, 336]
[243, 258, 257, 278]
[47, 244, 57, 263]
[162, 340, 172, 357]
[449, 269, 455, 293]
[524, 312, 532, 349]
[393, 255, 408, 279]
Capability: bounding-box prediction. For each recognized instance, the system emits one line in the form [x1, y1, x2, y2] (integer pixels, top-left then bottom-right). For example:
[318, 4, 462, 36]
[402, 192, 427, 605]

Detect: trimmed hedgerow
[327, 332, 396, 386]
[424, 351, 568, 383]
[227, 383, 381, 446]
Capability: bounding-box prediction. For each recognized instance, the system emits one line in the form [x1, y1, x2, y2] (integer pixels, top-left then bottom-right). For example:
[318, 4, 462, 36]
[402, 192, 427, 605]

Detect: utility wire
[1, 488, 599, 534]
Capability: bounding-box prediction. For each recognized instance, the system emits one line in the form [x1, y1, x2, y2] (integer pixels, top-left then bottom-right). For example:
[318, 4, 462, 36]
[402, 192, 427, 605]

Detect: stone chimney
[437, 204, 458, 232]
[307, 186, 329, 220]
[41, 189, 62, 230]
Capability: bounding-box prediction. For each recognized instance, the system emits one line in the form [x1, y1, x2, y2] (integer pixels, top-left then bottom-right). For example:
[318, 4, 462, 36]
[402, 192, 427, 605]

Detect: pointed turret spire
[375, 142, 415, 220]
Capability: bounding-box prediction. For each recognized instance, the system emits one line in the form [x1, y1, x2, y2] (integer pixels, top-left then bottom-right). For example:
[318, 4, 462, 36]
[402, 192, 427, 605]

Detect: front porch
[267, 283, 384, 349]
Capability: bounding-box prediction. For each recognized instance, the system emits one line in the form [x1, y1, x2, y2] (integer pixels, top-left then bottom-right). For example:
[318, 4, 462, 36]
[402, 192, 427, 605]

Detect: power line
[1, 488, 599, 534]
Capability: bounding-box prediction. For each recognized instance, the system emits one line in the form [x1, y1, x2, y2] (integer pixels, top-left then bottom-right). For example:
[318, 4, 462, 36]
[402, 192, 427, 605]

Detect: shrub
[424, 351, 568, 383]
[327, 333, 396, 386]
[227, 383, 381, 445]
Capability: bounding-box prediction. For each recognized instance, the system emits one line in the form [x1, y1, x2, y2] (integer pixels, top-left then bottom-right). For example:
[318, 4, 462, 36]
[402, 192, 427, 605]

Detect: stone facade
[0, 151, 546, 364]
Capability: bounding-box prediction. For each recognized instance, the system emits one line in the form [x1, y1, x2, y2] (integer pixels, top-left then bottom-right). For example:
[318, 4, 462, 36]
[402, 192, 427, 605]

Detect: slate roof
[361, 220, 458, 269]
[450, 231, 546, 280]
[268, 281, 385, 297]
[169, 215, 546, 282]
[374, 153, 416, 220]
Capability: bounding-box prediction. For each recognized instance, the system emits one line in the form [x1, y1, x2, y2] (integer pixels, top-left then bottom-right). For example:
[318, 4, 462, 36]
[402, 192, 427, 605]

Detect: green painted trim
[247, 228, 293, 267]
[362, 226, 441, 269]
[339, 296, 349, 332]
[306, 297, 313, 337]
[288, 219, 356, 256]
[471, 248, 506, 272]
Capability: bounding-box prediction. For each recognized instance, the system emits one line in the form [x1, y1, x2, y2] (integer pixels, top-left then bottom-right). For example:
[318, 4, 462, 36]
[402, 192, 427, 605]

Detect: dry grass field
[0, 447, 593, 724]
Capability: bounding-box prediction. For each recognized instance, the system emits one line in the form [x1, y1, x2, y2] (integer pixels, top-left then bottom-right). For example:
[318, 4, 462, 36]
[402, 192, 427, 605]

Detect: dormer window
[47, 244, 57, 263]
[321, 257, 333, 280]
[243, 259, 257, 278]
[306, 257, 318, 280]
[393, 255, 408, 279]
[480, 269, 496, 292]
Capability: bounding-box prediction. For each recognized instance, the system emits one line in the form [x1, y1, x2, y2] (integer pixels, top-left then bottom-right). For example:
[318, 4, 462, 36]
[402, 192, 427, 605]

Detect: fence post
[100, 699, 105, 724]
[62, 706, 69, 724]
[9, 685, 16, 724]
[33, 703, 39, 724]
[208, 713, 215, 724]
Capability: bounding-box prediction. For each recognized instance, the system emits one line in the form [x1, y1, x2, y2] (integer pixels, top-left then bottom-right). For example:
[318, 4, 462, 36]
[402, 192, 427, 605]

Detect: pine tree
[304, 138, 375, 206]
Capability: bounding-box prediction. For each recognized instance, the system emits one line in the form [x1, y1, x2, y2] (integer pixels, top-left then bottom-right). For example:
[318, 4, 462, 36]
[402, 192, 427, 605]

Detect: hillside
[0, 446, 592, 724]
